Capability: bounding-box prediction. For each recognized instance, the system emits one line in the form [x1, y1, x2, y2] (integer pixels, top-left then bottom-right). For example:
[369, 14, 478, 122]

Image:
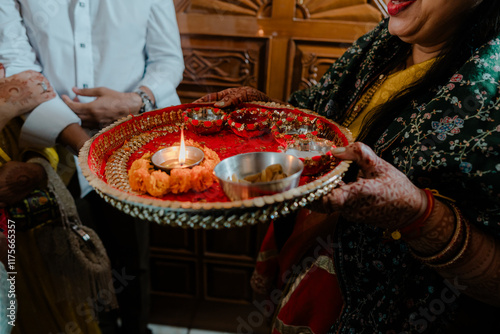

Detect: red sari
[251, 210, 344, 334]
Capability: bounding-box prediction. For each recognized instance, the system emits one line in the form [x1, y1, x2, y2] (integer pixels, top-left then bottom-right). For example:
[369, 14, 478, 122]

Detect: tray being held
[78, 102, 352, 229]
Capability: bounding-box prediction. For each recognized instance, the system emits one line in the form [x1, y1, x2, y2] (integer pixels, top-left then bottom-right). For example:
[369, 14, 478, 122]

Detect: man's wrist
[129, 92, 143, 115]
[135, 88, 156, 114]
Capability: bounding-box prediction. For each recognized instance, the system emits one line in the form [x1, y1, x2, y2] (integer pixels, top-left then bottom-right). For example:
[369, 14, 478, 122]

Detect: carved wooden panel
[295, 0, 384, 22]
[178, 36, 269, 103]
[185, 0, 272, 17]
[286, 39, 351, 97]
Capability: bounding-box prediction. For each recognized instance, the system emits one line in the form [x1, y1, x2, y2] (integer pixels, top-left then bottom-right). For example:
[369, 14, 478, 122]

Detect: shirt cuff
[138, 79, 181, 108]
[19, 97, 81, 149]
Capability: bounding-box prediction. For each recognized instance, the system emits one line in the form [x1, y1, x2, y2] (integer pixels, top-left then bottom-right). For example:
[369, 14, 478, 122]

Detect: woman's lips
[387, 0, 417, 16]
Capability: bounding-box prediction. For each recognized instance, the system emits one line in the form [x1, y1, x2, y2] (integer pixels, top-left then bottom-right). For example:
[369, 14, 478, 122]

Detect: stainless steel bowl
[214, 152, 304, 201]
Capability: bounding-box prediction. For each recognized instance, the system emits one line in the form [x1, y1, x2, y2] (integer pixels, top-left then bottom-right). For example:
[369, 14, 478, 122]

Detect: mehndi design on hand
[193, 86, 275, 108]
[323, 142, 428, 231]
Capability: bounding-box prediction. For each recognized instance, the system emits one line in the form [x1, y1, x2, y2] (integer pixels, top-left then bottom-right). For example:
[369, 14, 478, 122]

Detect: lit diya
[284, 139, 336, 176]
[128, 129, 220, 196]
[151, 129, 205, 171]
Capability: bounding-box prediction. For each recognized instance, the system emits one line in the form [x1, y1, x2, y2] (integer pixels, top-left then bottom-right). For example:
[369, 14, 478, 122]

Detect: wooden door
[175, 0, 387, 103]
[150, 1, 387, 331]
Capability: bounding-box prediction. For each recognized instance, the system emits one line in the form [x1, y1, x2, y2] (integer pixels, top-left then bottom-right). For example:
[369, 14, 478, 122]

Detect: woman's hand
[0, 161, 47, 207]
[321, 142, 428, 231]
[0, 65, 56, 120]
[193, 86, 277, 108]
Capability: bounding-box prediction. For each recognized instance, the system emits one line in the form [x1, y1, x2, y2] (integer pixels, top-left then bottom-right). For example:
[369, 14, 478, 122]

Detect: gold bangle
[429, 217, 471, 270]
[411, 203, 465, 264]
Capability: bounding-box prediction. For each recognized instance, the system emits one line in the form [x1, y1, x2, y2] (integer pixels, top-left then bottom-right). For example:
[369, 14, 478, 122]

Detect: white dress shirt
[0, 0, 184, 149]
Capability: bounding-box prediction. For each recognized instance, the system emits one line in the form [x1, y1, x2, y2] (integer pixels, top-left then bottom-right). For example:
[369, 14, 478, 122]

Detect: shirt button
[80, 43, 86, 48]
[83, 84, 88, 88]
[79, 2, 85, 7]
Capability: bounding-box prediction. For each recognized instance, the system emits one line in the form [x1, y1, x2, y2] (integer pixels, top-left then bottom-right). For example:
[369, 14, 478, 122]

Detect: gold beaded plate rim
[78, 102, 352, 229]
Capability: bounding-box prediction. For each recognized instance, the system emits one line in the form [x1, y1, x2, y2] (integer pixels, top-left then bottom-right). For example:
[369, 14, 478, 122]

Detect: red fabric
[251, 222, 279, 295]
[0, 208, 8, 238]
[272, 254, 343, 334]
[253, 210, 344, 334]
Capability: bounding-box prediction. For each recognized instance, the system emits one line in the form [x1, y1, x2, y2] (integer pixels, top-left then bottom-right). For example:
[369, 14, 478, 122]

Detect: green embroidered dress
[289, 19, 500, 333]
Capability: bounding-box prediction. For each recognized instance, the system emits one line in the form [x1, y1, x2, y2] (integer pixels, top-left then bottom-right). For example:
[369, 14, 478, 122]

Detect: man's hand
[0, 65, 56, 124]
[62, 87, 142, 129]
[0, 161, 47, 207]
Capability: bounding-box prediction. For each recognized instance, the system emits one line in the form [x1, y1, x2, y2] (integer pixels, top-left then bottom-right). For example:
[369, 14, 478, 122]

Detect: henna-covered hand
[320, 142, 428, 230]
[0, 66, 56, 123]
[0, 161, 47, 207]
[193, 86, 278, 108]
[62, 87, 142, 129]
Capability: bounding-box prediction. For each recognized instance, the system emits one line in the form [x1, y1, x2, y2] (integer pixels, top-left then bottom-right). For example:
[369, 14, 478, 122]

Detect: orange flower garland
[128, 140, 220, 197]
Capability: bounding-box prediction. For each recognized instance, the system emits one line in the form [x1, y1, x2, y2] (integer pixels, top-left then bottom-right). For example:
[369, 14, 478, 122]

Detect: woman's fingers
[193, 92, 219, 103]
[193, 90, 236, 107]
[193, 87, 273, 108]
[331, 142, 384, 179]
[322, 183, 351, 212]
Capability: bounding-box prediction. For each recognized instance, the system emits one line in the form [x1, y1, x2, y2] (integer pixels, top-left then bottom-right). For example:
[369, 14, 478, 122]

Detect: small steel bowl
[151, 146, 205, 172]
[271, 114, 325, 146]
[214, 152, 304, 201]
[183, 107, 227, 135]
[227, 108, 270, 138]
[285, 139, 335, 176]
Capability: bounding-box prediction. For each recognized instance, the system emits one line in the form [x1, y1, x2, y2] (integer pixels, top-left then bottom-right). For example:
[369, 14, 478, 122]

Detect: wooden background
[150, 1, 387, 331]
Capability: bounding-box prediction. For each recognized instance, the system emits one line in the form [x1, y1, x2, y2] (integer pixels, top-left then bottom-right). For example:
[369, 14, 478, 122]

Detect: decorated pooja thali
[79, 102, 352, 229]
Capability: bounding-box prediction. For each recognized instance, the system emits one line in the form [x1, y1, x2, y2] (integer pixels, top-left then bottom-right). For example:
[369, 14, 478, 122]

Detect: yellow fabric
[12, 230, 101, 334]
[0, 147, 11, 165]
[0, 117, 59, 169]
[348, 58, 436, 139]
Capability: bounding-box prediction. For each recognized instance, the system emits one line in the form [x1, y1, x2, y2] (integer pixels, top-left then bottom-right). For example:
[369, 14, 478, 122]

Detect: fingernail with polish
[331, 147, 346, 154]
